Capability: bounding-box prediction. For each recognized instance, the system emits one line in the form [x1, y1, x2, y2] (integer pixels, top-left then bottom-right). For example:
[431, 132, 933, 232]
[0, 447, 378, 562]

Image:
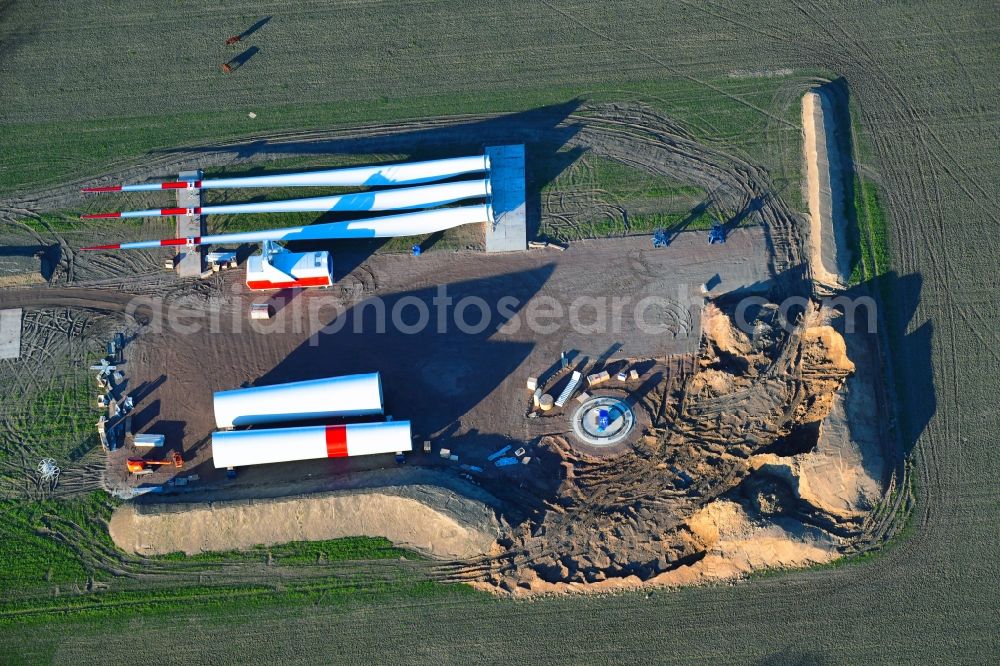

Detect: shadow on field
[137, 415, 187, 452]
[725, 193, 767, 231]
[225, 46, 259, 72]
[659, 196, 714, 245]
[0, 243, 60, 280]
[237, 16, 271, 41]
[799, 269, 933, 474]
[861, 271, 935, 462]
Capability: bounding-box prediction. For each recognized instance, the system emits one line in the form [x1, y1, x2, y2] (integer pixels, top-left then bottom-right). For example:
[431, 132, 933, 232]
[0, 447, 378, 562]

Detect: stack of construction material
[210, 373, 411, 469]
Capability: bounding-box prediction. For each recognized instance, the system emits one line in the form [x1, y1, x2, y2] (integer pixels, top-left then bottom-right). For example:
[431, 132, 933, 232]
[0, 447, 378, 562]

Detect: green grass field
[0, 67, 806, 198]
[1, 0, 998, 663]
[0, 491, 456, 628]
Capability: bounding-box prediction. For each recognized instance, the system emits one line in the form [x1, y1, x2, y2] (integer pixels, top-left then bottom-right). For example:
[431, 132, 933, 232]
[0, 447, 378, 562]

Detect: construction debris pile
[467, 300, 857, 593]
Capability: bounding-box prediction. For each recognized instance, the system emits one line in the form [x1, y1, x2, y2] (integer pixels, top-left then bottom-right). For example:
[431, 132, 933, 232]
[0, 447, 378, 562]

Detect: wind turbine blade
[81, 180, 490, 219]
[82, 155, 490, 192]
[80, 205, 493, 251]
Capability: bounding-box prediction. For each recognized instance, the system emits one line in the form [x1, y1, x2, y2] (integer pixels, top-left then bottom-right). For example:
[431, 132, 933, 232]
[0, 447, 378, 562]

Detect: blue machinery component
[488, 445, 512, 461]
[597, 409, 611, 432]
[653, 223, 727, 247]
[708, 223, 726, 244]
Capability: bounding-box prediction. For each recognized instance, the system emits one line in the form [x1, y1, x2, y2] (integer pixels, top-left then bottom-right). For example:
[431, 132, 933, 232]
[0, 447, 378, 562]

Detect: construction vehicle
[127, 451, 182, 476]
[708, 222, 726, 244]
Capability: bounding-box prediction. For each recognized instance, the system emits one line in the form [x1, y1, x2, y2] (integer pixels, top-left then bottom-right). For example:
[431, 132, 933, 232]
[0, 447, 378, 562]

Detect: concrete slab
[175, 170, 206, 278]
[484, 145, 526, 252]
[0, 308, 22, 359]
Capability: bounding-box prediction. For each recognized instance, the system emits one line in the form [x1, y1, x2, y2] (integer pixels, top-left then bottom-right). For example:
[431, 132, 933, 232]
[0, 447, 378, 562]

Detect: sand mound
[109, 486, 500, 560]
[684, 500, 838, 571]
[702, 303, 752, 355]
[480, 499, 838, 597]
[802, 89, 851, 289]
[803, 324, 854, 372]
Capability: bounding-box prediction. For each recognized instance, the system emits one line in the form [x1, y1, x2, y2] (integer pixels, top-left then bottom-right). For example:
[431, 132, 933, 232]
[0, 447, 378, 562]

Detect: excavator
[127, 452, 182, 475]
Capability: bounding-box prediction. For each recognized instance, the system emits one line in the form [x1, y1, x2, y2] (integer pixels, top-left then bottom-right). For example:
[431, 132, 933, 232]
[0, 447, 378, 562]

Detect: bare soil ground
[110, 486, 500, 560]
[802, 89, 851, 290]
[459, 301, 863, 593]
[96, 227, 770, 529]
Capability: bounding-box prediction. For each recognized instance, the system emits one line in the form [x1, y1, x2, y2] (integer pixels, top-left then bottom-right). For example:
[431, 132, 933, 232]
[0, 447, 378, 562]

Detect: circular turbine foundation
[571, 396, 635, 447]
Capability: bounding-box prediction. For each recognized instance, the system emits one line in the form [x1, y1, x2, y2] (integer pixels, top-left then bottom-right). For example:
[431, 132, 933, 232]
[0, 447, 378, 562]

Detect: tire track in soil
[781, 0, 989, 583]
[457, 309, 859, 591]
[0, 307, 116, 499]
[795, 0, 968, 525]
[538, 0, 797, 130]
[788, 0, 933, 479]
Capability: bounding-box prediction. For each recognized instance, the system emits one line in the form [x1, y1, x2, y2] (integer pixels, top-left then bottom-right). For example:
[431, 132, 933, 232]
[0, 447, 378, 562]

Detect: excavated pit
[463, 300, 864, 595]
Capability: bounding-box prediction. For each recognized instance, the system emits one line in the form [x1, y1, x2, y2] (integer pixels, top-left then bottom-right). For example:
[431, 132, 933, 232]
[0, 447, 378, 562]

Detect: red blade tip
[81, 212, 122, 219]
[80, 244, 121, 251]
[81, 186, 122, 193]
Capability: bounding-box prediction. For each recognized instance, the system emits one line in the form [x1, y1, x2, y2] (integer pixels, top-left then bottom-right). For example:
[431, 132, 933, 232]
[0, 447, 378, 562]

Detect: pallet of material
[527, 240, 568, 251]
[587, 370, 610, 387]
[555, 371, 582, 407]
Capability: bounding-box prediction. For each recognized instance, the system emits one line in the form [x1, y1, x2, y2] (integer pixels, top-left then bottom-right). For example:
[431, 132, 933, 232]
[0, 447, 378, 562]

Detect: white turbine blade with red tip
[81, 155, 490, 193]
[80, 205, 493, 251]
[81, 179, 490, 219]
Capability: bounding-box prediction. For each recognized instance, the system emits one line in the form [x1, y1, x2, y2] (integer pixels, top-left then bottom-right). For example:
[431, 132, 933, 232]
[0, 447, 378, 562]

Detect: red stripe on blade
[160, 208, 189, 216]
[160, 182, 187, 189]
[82, 186, 122, 193]
[160, 237, 199, 247]
[81, 212, 122, 219]
[325, 426, 348, 458]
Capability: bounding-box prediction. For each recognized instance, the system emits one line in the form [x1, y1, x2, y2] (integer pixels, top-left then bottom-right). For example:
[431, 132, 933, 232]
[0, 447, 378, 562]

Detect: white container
[213, 373, 383, 429]
[134, 433, 165, 448]
[211, 421, 411, 468]
[249, 303, 274, 320]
